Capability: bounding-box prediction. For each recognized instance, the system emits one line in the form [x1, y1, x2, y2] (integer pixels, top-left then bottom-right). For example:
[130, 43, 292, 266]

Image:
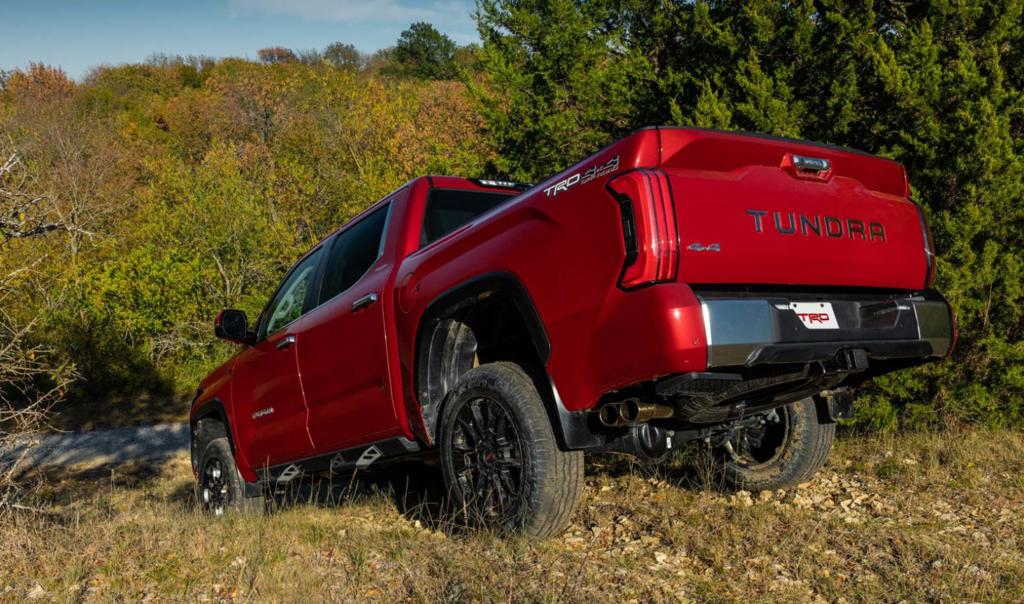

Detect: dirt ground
[1, 429, 1022, 603]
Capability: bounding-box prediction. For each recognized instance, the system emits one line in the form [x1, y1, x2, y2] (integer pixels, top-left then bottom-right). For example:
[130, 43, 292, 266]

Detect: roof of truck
[640, 126, 879, 158]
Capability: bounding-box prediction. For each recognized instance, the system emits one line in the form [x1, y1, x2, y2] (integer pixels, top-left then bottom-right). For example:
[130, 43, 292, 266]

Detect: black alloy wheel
[200, 457, 231, 516]
[439, 362, 584, 538]
[449, 395, 525, 522]
[193, 420, 264, 515]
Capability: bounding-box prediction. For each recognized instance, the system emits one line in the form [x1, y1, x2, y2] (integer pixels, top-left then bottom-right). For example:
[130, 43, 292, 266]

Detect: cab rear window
[421, 190, 514, 246]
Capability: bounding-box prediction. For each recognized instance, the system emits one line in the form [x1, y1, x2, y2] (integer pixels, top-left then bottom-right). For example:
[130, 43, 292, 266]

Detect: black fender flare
[190, 398, 236, 467]
[413, 271, 552, 443]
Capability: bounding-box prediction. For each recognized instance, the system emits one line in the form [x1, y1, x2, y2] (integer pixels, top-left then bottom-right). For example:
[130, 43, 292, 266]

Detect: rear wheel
[439, 362, 583, 538]
[717, 397, 834, 491]
[194, 421, 264, 515]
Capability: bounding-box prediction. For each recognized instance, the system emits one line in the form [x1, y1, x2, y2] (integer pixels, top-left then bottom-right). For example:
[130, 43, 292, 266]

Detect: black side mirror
[215, 309, 249, 344]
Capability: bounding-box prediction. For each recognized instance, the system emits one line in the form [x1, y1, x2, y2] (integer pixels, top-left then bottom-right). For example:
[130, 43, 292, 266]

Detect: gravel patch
[3, 423, 189, 470]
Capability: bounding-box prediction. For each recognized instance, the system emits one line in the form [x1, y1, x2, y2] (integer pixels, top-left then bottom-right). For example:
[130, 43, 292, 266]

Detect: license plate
[789, 302, 839, 329]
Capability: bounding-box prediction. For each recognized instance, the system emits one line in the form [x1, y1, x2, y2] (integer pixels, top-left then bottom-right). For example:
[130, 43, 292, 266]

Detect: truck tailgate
[658, 129, 929, 291]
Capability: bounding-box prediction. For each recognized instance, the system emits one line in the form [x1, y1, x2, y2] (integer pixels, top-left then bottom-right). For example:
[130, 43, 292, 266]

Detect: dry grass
[1, 429, 1022, 603]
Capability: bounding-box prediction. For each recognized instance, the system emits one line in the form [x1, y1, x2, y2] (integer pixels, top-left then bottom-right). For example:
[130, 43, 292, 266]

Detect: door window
[259, 248, 323, 339]
[320, 204, 391, 304]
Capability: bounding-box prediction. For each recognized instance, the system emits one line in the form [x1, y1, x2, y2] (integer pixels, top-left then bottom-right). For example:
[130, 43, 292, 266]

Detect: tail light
[606, 169, 679, 290]
[913, 202, 936, 288]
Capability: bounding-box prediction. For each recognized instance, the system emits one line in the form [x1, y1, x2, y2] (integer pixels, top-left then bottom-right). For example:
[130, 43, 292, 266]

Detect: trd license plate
[789, 302, 839, 329]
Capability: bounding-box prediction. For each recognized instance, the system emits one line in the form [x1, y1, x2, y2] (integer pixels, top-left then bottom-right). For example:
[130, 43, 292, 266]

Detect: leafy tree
[474, 0, 645, 179]
[258, 46, 297, 64]
[385, 22, 460, 81]
[294, 48, 324, 66]
[476, 0, 1024, 429]
[324, 42, 362, 70]
[453, 44, 480, 74]
[0, 145, 75, 494]
[0, 55, 492, 394]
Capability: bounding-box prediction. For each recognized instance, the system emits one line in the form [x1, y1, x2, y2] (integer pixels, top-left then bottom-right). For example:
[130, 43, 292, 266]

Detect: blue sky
[0, 0, 479, 79]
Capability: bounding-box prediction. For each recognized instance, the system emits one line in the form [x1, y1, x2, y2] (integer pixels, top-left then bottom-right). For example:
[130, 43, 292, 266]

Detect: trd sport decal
[543, 156, 620, 197]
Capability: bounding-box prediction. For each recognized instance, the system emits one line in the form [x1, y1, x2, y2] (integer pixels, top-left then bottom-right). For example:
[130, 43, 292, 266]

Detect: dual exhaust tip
[598, 399, 674, 427]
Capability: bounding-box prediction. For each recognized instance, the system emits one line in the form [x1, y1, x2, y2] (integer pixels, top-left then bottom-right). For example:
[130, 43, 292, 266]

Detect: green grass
[1, 428, 1022, 603]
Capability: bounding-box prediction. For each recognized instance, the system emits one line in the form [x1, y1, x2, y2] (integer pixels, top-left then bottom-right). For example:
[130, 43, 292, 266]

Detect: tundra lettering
[748, 209, 887, 242]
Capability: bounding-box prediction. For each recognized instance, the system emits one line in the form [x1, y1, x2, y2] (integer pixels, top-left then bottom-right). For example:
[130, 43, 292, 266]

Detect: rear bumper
[698, 291, 954, 368]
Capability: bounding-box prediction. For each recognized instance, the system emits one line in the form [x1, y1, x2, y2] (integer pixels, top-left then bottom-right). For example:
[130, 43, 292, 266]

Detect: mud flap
[816, 389, 855, 423]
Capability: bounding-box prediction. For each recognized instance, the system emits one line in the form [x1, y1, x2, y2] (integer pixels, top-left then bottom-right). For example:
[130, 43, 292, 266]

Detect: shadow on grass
[263, 460, 506, 537]
[13, 460, 186, 524]
[45, 392, 191, 434]
[262, 448, 729, 535]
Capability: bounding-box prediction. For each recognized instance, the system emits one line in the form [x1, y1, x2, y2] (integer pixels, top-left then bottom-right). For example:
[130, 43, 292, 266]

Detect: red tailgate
[657, 129, 929, 291]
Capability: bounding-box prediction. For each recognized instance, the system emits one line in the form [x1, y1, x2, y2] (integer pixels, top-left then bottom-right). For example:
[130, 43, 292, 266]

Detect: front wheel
[194, 420, 263, 515]
[439, 362, 583, 538]
[717, 397, 835, 491]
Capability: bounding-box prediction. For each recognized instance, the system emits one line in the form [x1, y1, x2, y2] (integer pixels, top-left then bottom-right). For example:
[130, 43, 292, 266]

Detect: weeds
[0, 429, 1021, 602]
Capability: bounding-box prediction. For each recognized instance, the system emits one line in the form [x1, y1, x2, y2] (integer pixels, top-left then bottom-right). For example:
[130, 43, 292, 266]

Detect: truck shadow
[265, 461, 468, 532]
[264, 452, 725, 533]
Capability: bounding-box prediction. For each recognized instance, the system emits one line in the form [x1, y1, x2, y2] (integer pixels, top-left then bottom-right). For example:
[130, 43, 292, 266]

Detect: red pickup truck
[191, 127, 954, 536]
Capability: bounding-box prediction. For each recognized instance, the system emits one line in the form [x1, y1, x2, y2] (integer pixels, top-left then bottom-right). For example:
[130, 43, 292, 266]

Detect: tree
[0, 149, 75, 503]
[475, 0, 1024, 429]
[294, 48, 324, 66]
[474, 0, 644, 179]
[324, 42, 362, 70]
[385, 22, 460, 81]
[258, 46, 297, 64]
[5, 64, 131, 265]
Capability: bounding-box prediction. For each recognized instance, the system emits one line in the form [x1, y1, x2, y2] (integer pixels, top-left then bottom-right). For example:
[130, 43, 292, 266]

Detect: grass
[1, 429, 1023, 603]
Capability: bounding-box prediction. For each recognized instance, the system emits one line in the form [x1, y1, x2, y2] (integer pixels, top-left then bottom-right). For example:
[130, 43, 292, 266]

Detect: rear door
[298, 202, 398, 453]
[232, 246, 323, 467]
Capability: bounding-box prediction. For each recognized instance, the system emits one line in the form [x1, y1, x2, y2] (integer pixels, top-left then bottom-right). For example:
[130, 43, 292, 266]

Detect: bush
[476, 0, 1024, 430]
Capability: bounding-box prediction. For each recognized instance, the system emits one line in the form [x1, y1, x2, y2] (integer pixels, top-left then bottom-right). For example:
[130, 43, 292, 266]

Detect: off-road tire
[194, 420, 264, 515]
[718, 397, 834, 491]
[439, 362, 584, 538]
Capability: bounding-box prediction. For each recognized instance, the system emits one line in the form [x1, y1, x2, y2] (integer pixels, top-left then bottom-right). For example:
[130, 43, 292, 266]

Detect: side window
[421, 190, 514, 246]
[259, 248, 323, 339]
[320, 204, 390, 304]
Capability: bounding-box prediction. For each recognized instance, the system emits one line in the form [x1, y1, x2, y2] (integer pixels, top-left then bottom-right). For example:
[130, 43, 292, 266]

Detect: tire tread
[440, 362, 583, 538]
[721, 397, 834, 492]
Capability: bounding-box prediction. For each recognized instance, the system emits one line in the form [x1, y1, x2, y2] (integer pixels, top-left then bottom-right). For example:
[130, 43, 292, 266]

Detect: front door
[233, 247, 323, 468]
[299, 203, 398, 453]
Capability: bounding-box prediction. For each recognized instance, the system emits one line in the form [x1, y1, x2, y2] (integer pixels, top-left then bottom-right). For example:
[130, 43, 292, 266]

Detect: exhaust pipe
[597, 399, 674, 427]
[621, 400, 674, 423]
[598, 403, 628, 427]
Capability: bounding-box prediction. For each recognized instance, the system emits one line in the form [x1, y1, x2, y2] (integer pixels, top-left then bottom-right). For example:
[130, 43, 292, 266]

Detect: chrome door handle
[352, 293, 378, 313]
[276, 335, 296, 350]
